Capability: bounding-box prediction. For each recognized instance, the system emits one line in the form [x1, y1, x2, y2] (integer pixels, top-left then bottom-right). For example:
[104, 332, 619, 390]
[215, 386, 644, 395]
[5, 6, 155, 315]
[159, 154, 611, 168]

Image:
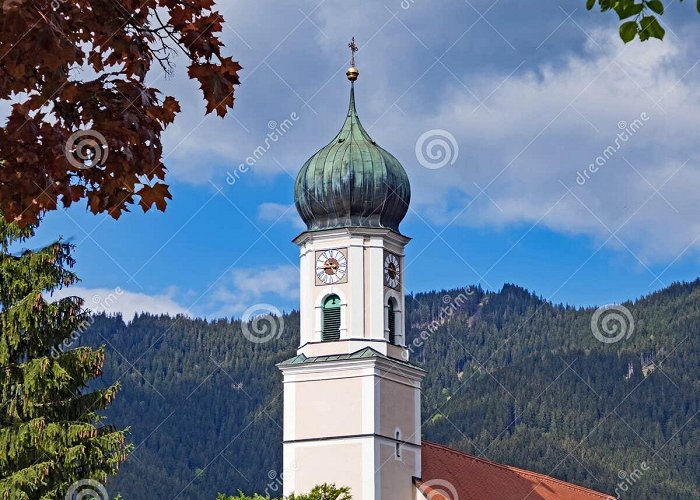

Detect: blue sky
[29, 0, 700, 320]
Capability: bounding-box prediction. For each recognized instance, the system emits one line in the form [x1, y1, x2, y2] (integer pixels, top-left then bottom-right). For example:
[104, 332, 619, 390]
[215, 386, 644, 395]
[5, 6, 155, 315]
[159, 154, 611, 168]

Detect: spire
[348, 81, 357, 118]
[340, 70, 370, 144]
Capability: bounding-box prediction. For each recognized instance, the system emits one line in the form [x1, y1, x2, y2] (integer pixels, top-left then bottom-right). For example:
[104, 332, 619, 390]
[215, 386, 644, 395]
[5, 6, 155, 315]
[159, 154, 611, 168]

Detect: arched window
[322, 294, 341, 341]
[388, 298, 397, 344]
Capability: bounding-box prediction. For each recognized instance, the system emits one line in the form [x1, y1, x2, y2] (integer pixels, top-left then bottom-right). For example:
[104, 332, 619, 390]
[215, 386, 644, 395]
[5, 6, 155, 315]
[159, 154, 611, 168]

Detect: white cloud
[390, 30, 700, 263]
[51, 286, 188, 321]
[51, 267, 300, 321]
[151, 0, 700, 263]
[203, 264, 299, 318]
[257, 202, 305, 230]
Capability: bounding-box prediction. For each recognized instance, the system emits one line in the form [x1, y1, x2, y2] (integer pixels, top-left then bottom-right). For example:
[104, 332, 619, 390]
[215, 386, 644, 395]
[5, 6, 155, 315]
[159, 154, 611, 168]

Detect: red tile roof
[418, 441, 613, 500]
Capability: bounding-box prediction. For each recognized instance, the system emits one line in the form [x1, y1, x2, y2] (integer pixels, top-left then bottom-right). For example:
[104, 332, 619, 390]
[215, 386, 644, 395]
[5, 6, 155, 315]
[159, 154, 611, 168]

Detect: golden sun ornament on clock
[315, 248, 348, 285]
[384, 252, 401, 289]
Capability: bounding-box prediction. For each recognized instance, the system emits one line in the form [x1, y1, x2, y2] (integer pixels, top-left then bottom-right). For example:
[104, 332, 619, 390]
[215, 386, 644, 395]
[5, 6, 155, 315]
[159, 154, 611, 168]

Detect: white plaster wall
[280, 358, 425, 500]
[294, 227, 410, 358]
[286, 226, 420, 499]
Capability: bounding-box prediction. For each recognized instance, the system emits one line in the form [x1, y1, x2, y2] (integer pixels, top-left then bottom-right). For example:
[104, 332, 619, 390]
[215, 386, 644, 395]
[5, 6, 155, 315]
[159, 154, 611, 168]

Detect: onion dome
[294, 78, 411, 232]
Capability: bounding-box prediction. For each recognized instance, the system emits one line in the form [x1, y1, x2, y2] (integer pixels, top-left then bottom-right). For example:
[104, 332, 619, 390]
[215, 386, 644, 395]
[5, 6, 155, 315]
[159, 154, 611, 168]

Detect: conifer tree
[0, 220, 130, 499]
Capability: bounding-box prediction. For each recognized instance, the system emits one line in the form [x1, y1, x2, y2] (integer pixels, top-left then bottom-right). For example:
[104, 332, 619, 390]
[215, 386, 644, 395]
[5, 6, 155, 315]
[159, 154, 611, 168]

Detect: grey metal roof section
[278, 346, 421, 369]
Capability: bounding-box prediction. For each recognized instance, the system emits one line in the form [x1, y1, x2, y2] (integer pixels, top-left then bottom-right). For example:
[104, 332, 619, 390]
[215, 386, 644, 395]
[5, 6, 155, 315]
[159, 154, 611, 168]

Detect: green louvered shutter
[322, 295, 341, 341]
[388, 300, 396, 344]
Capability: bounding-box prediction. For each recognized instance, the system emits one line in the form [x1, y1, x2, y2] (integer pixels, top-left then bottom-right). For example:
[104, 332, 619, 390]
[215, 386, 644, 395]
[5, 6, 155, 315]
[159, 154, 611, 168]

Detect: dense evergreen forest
[82, 280, 700, 499]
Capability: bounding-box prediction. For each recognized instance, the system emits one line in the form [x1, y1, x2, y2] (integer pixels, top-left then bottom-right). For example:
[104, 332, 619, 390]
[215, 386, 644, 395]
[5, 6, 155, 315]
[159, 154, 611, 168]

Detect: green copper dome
[294, 84, 411, 232]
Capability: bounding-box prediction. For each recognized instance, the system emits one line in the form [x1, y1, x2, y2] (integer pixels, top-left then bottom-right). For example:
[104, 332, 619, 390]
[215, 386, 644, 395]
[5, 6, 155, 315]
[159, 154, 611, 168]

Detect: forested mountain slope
[83, 280, 700, 499]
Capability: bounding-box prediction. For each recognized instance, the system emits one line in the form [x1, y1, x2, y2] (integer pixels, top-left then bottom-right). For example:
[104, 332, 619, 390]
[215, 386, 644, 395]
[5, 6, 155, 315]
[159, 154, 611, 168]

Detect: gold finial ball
[346, 66, 359, 81]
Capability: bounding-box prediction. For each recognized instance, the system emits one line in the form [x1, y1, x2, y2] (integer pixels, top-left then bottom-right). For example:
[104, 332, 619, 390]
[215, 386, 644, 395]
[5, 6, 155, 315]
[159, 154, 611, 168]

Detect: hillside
[82, 280, 700, 499]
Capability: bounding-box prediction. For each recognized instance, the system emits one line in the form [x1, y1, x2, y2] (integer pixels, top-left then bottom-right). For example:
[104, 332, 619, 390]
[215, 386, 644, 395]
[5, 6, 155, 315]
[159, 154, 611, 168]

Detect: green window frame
[388, 299, 397, 344]
[322, 294, 341, 341]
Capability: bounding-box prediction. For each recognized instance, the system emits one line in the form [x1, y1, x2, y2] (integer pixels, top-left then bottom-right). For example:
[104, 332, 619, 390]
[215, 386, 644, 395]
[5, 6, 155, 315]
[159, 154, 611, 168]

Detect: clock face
[384, 252, 401, 289]
[315, 248, 348, 285]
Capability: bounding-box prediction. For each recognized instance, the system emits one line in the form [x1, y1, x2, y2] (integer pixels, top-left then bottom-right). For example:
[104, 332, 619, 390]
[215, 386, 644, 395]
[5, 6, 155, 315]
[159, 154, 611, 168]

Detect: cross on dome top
[346, 37, 359, 82]
[348, 37, 358, 66]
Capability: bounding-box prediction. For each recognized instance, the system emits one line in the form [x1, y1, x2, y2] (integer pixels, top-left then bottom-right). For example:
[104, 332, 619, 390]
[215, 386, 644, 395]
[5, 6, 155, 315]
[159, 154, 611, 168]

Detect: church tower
[278, 43, 425, 499]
